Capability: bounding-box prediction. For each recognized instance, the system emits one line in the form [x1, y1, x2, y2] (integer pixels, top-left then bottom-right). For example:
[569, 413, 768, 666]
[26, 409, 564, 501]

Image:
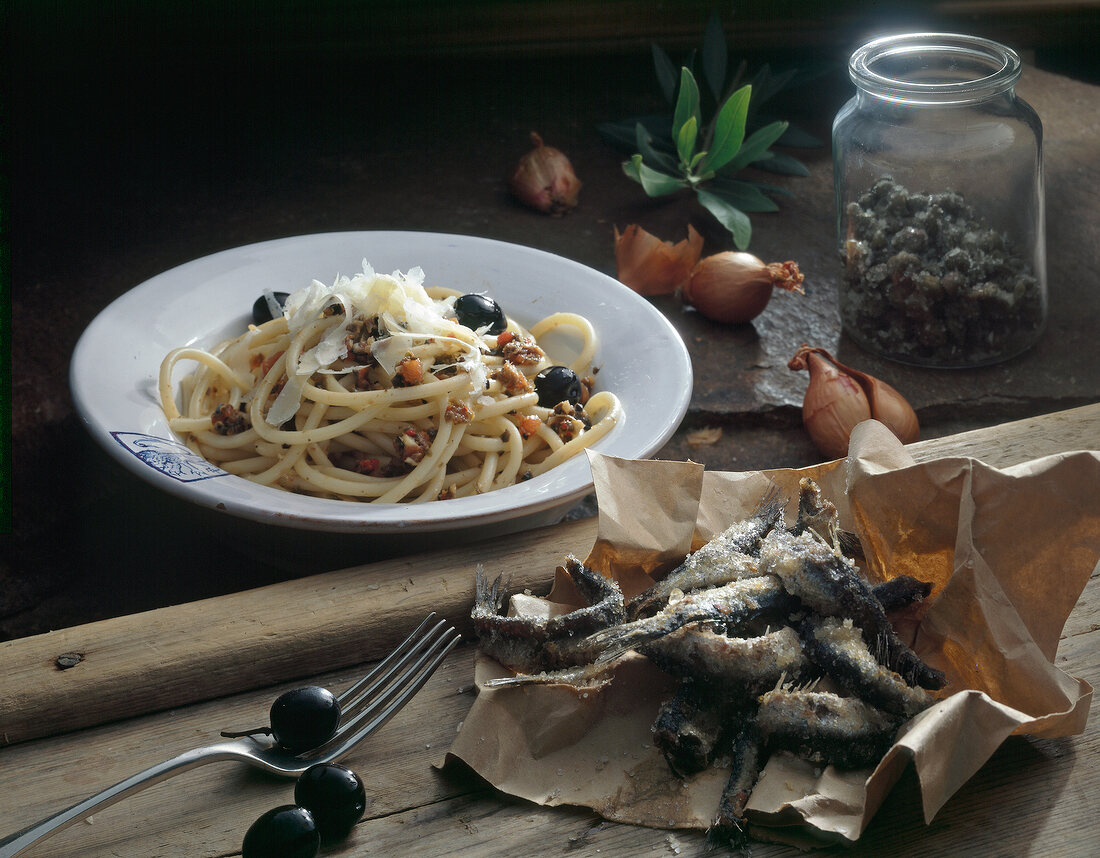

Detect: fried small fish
[790, 477, 840, 542]
[800, 616, 934, 719]
[626, 485, 783, 620]
[470, 476, 948, 850]
[872, 575, 934, 612]
[756, 687, 899, 769]
[472, 556, 625, 673]
[652, 681, 731, 777]
[592, 575, 796, 666]
[760, 529, 947, 690]
[706, 715, 764, 853]
[643, 624, 808, 696]
[487, 579, 799, 688]
[790, 476, 867, 559]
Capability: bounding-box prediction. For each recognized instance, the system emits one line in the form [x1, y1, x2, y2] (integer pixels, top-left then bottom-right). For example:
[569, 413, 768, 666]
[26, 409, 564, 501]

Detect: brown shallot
[788, 345, 919, 459]
[614, 224, 704, 296]
[509, 132, 582, 215]
[681, 252, 804, 323]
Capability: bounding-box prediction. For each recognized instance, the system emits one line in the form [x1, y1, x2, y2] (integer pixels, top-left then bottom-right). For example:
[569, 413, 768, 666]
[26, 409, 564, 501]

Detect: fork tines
[320, 613, 462, 756]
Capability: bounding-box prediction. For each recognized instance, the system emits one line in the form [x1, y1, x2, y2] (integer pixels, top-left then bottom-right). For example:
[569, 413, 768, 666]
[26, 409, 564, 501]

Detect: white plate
[71, 231, 692, 534]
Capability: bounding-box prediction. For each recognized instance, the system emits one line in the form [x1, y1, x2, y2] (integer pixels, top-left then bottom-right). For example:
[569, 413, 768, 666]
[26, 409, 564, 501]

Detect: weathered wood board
[0, 404, 1097, 856]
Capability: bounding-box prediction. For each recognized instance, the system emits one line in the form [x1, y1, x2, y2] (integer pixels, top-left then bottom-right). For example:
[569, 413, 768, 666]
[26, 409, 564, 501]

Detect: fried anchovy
[799, 616, 934, 719]
[836, 530, 866, 560]
[872, 575, 934, 612]
[760, 529, 947, 690]
[626, 485, 784, 619]
[756, 687, 900, 769]
[652, 681, 730, 777]
[790, 477, 840, 543]
[591, 575, 796, 666]
[790, 476, 865, 560]
[485, 622, 808, 694]
[643, 624, 809, 696]
[471, 557, 625, 672]
[706, 714, 764, 853]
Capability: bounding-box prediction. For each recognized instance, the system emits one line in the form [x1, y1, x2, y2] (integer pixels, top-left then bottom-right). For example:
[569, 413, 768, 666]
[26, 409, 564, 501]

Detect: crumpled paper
[444, 421, 1099, 845]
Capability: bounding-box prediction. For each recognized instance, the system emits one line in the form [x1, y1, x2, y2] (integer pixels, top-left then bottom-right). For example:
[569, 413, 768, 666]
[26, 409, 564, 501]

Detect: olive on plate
[534, 365, 583, 407]
[454, 293, 507, 335]
[252, 291, 290, 326]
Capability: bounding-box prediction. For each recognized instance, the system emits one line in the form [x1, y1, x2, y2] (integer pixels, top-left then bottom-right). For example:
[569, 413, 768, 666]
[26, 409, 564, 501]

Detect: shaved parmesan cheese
[266, 371, 308, 427]
[264, 260, 491, 425]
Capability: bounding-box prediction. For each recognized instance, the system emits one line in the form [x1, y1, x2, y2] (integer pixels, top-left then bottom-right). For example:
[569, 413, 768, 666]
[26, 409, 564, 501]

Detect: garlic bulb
[681, 252, 804, 323]
[788, 345, 919, 459]
[614, 224, 704, 296]
[509, 132, 582, 215]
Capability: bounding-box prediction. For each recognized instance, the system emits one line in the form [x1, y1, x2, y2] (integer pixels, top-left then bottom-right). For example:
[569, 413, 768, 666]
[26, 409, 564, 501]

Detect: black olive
[242, 805, 320, 858]
[454, 293, 507, 335]
[294, 763, 367, 844]
[252, 291, 290, 326]
[269, 686, 341, 754]
[534, 365, 583, 408]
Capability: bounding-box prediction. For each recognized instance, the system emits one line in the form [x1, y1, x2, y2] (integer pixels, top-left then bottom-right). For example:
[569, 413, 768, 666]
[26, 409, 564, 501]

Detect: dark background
[4, 1, 1098, 638]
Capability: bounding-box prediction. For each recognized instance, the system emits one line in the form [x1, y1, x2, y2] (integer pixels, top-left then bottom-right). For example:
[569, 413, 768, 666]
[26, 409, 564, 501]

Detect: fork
[0, 612, 462, 857]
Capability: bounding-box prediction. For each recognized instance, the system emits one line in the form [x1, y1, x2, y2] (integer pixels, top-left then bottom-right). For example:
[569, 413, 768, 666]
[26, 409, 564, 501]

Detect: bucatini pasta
[158, 261, 622, 503]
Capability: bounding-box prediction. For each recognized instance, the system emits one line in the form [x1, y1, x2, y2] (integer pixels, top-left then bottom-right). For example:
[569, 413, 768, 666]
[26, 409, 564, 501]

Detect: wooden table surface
[1, 404, 1097, 857]
[5, 9, 1100, 856]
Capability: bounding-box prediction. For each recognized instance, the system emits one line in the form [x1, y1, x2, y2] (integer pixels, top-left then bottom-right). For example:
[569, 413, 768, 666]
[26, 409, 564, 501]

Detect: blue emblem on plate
[111, 432, 229, 482]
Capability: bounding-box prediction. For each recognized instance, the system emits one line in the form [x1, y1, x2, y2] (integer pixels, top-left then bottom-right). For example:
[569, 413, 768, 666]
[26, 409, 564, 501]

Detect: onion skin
[682, 252, 804, 323]
[857, 373, 920, 444]
[789, 345, 920, 459]
[614, 224, 704, 296]
[509, 132, 582, 215]
[793, 349, 872, 459]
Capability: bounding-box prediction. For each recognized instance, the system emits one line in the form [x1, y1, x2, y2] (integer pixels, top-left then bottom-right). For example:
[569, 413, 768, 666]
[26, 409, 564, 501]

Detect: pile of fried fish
[471, 478, 945, 848]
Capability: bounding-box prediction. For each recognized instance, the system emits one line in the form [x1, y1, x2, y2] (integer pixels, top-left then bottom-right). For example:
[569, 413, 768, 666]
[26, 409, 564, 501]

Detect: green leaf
[675, 115, 698, 167]
[623, 155, 688, 197]
[701, 11, 728, 102]
[698, 84, 751, 175]
[596, 119, 639, 152]
[719, 120, 788, 174]
[652, 43, 679, 105]
[633, 122, 678, 173]
[752, 151, 811, 176]
[671, 68, 701, 149]
[696, 189, 753, 249]
[598, 114, 680, 156]
[748, 64, 798, 111]
[742, 179, 794, 198]
[702, 179, 780, 212]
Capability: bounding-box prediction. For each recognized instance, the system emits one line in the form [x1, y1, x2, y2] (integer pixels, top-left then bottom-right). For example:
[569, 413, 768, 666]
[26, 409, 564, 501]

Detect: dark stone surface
[4, 35, 1098, 640]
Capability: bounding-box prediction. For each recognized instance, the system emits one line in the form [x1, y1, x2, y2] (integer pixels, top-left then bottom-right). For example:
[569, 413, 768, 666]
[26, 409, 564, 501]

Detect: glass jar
[832, 33, 1046, 367]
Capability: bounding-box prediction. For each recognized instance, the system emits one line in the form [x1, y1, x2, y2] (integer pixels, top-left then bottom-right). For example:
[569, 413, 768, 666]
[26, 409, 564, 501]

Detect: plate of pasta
[71, 231, 692, 533]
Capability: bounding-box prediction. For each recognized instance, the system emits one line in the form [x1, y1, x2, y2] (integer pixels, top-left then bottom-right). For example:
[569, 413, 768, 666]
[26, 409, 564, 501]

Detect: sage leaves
[601, 12, 819, 250]
[620, 66, 788, 250]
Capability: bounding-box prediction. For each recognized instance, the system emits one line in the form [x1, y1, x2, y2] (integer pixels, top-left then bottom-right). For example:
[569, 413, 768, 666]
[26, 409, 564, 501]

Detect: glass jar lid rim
[850, 32, 1022, 100]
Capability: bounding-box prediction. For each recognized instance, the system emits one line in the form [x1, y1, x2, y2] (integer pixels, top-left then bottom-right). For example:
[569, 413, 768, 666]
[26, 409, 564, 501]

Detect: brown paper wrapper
[445, 421, 1099, 845]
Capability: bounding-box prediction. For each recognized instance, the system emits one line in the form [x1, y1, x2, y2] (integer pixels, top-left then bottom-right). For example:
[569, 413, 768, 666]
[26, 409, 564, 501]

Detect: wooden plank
[1, 575, 1096, 856]
[906, 403, 1100, 468]
[0, 405, 1097, 855]
[1, 403, 1097, 748]
[0, 519, 597, 747]
[0, 653, 477, 857]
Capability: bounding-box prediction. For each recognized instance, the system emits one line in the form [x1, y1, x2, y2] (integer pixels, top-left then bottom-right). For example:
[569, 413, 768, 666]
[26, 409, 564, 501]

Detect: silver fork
[0, 613, 461, 857]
